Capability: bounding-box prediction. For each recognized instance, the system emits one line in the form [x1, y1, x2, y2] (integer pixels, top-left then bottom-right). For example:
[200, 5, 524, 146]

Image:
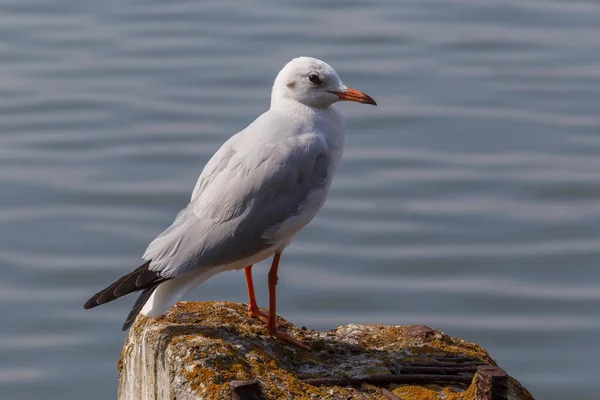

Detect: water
[1, 0, 599, 398]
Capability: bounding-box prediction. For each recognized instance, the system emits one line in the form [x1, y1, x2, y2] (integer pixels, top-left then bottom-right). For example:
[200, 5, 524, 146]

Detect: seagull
[84, 57, 376, 349]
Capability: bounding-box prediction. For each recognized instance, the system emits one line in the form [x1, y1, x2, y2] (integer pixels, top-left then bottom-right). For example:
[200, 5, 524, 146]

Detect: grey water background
[1, 0, 599, 398]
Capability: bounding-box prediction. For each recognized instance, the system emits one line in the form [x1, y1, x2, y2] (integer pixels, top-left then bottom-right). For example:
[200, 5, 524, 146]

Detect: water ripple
[1, 1, 599, 399]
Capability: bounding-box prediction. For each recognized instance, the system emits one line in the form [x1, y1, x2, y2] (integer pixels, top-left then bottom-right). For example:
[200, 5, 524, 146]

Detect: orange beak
[330, 87, 377, 105]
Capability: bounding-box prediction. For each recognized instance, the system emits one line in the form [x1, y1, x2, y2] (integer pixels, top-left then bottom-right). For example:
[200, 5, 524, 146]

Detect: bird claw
[248, 306, 288, 328]
[247, 305, 307, 349]
[265, 324, 310, 350]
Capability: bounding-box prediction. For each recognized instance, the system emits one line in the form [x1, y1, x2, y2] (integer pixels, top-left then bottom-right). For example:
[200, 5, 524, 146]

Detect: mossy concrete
[118, 301, 534, 400]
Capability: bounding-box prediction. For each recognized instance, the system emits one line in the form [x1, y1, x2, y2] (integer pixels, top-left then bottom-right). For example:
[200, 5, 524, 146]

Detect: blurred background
[1, 0, 599, 399]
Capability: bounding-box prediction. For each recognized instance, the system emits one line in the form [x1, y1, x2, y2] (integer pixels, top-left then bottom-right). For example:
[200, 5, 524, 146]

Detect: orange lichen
[118, 301, 533, 400]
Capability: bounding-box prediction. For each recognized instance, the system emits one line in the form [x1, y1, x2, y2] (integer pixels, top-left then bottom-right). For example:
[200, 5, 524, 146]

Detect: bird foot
[248, 306, 288, 328]
[265, 324, 310, 350]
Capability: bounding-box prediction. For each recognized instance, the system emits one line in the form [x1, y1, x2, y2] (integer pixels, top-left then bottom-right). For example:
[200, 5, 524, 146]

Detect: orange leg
[244, 265, 286, 327]
[244, 265, 261, 316]
[265, 253, 308, 350]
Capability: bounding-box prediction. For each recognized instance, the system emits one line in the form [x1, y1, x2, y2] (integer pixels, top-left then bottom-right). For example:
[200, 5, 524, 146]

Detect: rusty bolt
[476, 365, 508, 400]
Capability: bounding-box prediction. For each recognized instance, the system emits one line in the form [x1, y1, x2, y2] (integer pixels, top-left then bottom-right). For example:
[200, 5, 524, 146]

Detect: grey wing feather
[143, 115, 331, 278]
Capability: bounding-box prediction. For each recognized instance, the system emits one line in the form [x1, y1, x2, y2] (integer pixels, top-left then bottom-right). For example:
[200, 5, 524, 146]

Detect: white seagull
[84, 57, 376, 348]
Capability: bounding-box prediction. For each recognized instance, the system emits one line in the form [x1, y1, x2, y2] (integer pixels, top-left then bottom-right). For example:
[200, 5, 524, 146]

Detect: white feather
[140, 57, 349, 317]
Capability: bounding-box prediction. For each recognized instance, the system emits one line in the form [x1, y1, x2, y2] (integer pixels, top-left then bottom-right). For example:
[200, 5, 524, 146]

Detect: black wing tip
[83, 300, 95, 309]
[83, 260, 159, 311]
[121, 284, 161, 332]
[83, 293, 102, 309]
[122, 314, 137, 331]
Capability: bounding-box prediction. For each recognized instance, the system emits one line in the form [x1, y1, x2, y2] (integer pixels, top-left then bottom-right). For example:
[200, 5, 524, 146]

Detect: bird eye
[308, 74, 322, 85]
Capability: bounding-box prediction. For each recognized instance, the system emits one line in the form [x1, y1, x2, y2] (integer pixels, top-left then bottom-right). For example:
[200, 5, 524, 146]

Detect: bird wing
[143, 112, 331, 278]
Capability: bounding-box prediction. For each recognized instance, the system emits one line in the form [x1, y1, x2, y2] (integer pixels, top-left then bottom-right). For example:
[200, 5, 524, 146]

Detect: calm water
[1, 1, 599, 398]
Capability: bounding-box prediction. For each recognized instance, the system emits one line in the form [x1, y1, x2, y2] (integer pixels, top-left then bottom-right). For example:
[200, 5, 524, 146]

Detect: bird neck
[270, 96, 329, 121]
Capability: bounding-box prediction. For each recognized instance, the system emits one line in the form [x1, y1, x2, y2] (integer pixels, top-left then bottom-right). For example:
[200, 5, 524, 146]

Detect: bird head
[271, 57, 376, 109]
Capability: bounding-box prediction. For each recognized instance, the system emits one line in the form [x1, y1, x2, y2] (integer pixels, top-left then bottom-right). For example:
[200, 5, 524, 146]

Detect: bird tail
[83, 260, 169, 329]
[121, 283, 161, 331]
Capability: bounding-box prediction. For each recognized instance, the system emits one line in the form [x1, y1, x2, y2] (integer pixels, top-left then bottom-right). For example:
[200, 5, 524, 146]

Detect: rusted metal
[229, 379, 263, 400]
[401, 361, 485, 367]
[380, 388, 402, 400]
[393, 365, 479, 374]
[301, 360, 512, 398]
[432, 356, 481, 363]
[404, 325, 436, 337]
[302, 373, 473, 387]
[476, 365, 508, 400]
